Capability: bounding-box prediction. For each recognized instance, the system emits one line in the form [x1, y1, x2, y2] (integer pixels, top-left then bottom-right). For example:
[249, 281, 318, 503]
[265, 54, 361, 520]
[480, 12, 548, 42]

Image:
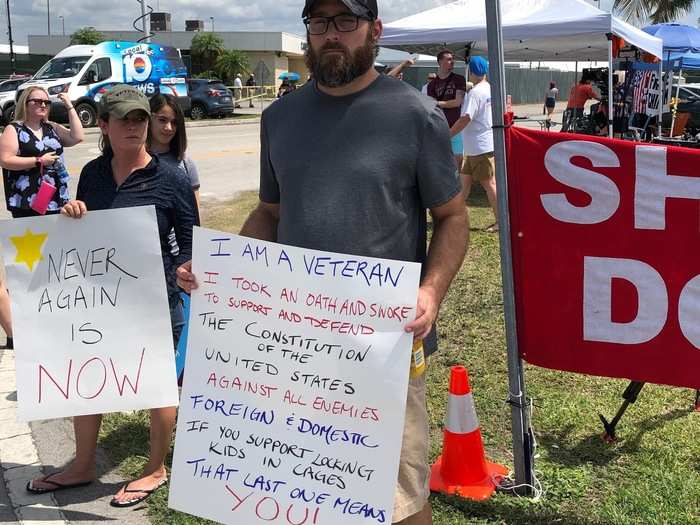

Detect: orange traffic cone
[430, 366, 509, 501]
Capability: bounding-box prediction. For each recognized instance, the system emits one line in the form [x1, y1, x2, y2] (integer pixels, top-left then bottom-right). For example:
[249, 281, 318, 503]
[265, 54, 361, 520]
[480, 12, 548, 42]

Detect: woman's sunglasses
[28, 99, 50, 108]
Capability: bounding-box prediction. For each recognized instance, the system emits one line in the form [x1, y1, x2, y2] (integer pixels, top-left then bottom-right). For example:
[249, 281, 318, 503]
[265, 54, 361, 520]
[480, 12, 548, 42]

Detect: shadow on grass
[540, 408, 693, 468]
[99, 416, 151, 467]
[433, 492, 606, 525]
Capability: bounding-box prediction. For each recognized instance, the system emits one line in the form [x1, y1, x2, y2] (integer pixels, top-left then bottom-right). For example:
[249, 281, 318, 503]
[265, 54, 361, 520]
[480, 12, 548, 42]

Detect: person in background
[422, 72, 437, 95]
[148, 93, 201, 208]
[427, 50, 467, 170]
[563, 74, 600, 131]
[451, 56, 498, 232]
[26, 85, 198, 508]
[387, 56, 416, 79]
[245, 73, 256, 107]
[233, 73, 243, 108]
[544, 80, 558, 118]
[0, 86, 84, 349]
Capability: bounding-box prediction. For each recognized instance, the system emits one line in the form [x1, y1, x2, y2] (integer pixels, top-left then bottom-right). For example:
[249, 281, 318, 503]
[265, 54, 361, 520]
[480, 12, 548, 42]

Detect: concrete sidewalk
[0, 349, 149, 524]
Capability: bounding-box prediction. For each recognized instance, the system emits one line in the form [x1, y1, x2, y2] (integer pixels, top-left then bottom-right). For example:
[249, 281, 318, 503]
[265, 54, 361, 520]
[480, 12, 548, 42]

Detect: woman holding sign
[0, 87, 84, 350]
[26, 85, 198, 508]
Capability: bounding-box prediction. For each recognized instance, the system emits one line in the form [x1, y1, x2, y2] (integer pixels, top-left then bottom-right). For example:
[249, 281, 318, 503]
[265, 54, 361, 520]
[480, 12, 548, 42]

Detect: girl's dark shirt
[3, 122, 70, 212]
[76, 153, 199, 305]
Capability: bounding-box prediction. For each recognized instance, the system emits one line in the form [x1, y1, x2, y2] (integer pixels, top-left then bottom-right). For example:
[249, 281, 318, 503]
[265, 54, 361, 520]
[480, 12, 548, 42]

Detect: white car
[0, 77, 30, 124]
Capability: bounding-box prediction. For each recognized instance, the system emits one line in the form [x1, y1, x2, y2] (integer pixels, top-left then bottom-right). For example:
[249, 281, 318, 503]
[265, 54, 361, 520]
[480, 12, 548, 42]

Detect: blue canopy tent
[643, 24, 700, 133]
[643, 23, 700, 70]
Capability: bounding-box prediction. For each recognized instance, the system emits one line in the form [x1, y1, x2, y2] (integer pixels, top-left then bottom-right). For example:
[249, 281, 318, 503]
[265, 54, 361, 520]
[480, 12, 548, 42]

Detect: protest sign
[0, 206, 179, 421]
[169, 228, 420, 525]
[627, 62, 672, 117]
[506, 126, 700, 389]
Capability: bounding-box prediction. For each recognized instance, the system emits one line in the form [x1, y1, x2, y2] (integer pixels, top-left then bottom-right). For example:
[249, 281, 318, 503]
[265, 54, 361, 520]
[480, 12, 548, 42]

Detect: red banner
[506, 127, 700, 389]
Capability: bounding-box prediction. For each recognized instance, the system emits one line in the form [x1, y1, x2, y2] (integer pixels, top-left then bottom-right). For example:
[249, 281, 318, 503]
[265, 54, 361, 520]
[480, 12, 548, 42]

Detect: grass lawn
[100, 190, 700, 525]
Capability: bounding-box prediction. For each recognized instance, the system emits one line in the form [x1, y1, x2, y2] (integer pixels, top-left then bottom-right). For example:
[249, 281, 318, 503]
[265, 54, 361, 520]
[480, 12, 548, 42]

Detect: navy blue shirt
[77, 152, 199, 306]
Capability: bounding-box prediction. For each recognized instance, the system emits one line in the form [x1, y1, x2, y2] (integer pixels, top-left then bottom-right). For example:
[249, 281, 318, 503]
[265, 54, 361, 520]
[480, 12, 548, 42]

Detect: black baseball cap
[302, 0, 378, 20]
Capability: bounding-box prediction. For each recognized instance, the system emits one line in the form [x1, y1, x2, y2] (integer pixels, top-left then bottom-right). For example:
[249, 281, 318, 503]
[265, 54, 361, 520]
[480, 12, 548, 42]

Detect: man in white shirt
[450, 56, 498, 232]
[233, 73, 243, 108]
[421, 72, 436, 95]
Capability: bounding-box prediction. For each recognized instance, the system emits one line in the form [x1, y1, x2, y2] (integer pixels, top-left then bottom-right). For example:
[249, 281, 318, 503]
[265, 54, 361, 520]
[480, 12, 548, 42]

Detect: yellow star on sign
[10, 229, 48, 272]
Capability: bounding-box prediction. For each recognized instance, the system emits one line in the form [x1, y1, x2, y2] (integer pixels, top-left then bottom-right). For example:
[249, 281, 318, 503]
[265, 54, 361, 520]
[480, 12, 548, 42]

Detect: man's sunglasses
[303, 14, 369, 35]
[28, 99, 50, 108]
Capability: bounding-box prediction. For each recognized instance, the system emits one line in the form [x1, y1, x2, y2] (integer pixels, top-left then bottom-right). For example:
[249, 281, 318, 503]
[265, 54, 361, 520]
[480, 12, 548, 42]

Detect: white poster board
[169, 228, 421, 525]
[0, 206, 179, 421]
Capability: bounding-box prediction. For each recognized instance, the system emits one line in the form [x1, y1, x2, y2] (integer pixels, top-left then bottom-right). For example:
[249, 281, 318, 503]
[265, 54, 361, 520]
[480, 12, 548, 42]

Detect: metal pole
[6, 0, 16, 75]
[670, 65, 683, 137]
[47, 0, 50, 36]
[140, 0, 150, 43]
[484, 0, 534, 494]
[60, 16, 65, 37]
[608, 36, 613, 138]
[658, 58, 663, 138]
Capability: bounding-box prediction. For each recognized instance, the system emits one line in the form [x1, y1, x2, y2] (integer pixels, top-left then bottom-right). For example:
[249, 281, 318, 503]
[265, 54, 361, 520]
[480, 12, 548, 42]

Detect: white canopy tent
[382, 0, 664, 139]
[381, 0, 663, 61]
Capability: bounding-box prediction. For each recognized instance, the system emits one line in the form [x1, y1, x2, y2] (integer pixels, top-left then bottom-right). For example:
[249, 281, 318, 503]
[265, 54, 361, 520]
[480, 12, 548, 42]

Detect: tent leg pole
[658, 58, 663, 138]
[608, 36, 614, 139]
[485, 0, 534, 496]
[671, 67, 683, 137]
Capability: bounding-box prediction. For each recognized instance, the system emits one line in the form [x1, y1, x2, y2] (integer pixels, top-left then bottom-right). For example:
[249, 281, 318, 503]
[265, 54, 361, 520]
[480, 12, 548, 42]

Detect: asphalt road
[62, 120, 263, 205]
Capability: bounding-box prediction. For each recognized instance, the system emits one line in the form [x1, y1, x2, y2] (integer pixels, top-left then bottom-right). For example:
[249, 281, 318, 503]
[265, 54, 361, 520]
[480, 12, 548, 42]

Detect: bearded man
[177, 1, 468, 522]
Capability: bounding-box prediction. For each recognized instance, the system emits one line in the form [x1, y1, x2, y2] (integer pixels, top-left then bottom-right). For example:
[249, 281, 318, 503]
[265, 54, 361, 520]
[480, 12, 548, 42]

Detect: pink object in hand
[30, 180, 57, 215]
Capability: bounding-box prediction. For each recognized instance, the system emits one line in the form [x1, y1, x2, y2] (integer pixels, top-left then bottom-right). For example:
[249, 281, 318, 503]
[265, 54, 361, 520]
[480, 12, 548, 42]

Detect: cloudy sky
[1, 0, 698, 46]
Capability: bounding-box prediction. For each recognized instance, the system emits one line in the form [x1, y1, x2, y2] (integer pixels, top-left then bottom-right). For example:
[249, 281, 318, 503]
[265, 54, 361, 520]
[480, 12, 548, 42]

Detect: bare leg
[394, 502, 432, 525]
[0, 284, 12, 340]
[111, 406, 175, 503]
[481, 175, 499, 227]
[453, 154, 463, 172]
[29, 415, 101, 489]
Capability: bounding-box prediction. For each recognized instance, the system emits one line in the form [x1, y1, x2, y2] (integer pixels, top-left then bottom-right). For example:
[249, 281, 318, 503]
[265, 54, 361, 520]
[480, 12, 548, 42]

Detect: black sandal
[26, 472, 93, 494]
[109, 478, 167, 508]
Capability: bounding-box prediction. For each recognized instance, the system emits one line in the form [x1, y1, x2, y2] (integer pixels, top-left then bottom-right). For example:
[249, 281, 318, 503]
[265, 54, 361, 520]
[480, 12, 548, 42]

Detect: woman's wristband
[66, 106, 75, 111]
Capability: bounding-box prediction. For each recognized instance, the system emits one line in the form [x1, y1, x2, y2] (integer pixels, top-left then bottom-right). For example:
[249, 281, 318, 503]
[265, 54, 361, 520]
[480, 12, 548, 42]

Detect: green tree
[613, 0, 695, 26]
[69, 27, 106, 45]
[215, 49, 250, 83]
[190, 32, 225, 75]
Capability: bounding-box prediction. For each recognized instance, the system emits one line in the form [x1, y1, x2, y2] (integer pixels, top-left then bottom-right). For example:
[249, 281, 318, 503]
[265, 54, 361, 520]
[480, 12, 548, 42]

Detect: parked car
[186, 79, 234, 119]
[16, 41, 189, 127]
[0, 77, 31, 124]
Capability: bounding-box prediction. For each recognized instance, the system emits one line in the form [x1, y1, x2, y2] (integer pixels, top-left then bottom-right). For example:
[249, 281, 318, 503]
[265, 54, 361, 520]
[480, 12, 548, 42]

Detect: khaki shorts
[392, 373, 430, 523]
[461, 152, 495, 182]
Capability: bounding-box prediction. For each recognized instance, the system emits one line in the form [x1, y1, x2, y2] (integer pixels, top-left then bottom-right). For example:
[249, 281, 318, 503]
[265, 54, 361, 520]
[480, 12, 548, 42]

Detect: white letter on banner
[541, 141, 620, 224]
[635, 146, 700, 230]
[679, 275, 700, 350]
[583, 257, 668, 344]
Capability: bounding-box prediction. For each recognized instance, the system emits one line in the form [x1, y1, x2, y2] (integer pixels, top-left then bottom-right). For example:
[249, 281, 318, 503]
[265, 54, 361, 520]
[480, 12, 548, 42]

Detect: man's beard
[305, 32, 378, 88]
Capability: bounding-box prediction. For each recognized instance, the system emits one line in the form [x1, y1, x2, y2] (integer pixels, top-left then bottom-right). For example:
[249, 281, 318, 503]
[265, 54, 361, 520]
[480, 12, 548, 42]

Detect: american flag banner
[627, 64, 671, 117]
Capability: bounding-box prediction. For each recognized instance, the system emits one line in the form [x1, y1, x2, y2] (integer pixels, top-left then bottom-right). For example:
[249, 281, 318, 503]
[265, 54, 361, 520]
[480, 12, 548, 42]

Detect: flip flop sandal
[485, 223, 499, 233]
[109, 478, 167, 508]
[26, 473, 93, 494]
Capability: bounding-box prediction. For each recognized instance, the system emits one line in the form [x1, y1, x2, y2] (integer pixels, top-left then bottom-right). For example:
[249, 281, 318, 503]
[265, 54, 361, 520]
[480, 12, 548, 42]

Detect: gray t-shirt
[260, 75, 460, 354]
[157, 151, 200, 190]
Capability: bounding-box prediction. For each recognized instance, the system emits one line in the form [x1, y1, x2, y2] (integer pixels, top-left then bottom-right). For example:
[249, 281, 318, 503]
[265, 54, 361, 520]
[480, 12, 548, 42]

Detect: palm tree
[69, 27, 105, 45]
[613, 0, 696, 26]
[215, 50, 250, 84]
[190, 32, 225, 75]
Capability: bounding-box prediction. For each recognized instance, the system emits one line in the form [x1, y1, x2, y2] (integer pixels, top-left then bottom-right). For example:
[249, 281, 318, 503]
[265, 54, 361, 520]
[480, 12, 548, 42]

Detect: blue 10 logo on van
[124, 53, 153, 83]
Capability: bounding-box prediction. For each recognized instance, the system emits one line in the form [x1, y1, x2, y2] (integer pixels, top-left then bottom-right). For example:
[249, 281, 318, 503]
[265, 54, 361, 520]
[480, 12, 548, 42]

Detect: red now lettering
[38, 348, 147, 403]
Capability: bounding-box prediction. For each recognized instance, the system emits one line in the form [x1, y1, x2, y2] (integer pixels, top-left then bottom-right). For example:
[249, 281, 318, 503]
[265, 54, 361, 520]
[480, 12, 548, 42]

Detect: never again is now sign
[507, 127, 700, 389]
[0, 206, 179, 421]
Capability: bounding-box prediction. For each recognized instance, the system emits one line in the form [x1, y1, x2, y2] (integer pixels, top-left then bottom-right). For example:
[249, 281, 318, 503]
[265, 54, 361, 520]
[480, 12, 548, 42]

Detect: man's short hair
[437, 49, 453, 63]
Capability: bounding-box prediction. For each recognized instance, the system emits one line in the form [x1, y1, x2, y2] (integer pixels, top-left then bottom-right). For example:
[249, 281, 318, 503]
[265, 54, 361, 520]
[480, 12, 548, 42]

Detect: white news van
[14, 41, 189, 127]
